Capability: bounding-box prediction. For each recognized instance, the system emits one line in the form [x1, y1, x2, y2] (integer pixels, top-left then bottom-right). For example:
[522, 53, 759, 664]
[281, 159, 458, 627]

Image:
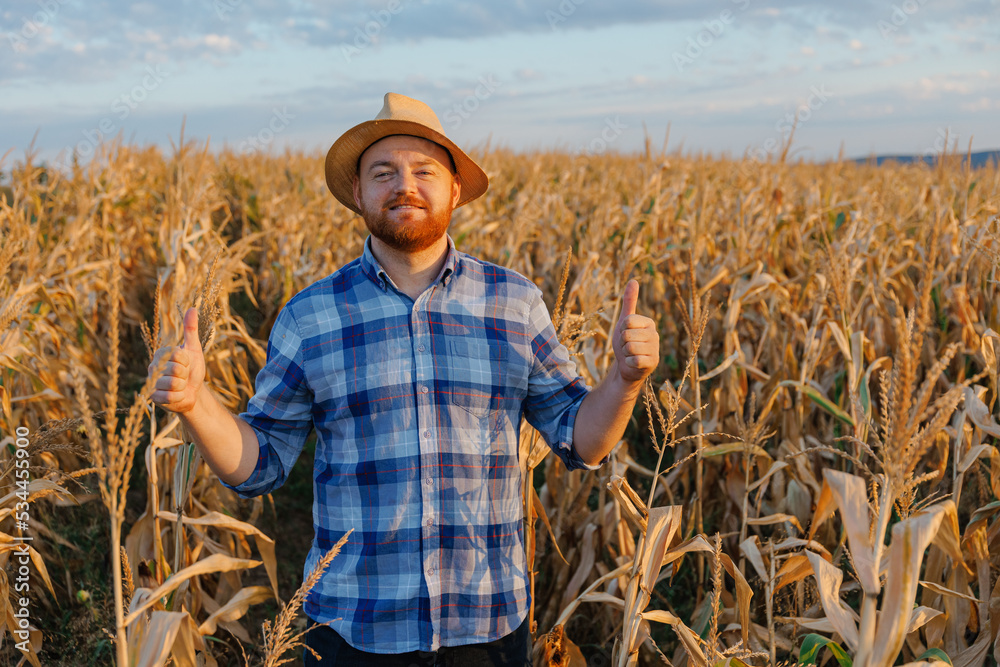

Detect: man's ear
[451, 171, 461, 208]
[352, 175, 362, 211]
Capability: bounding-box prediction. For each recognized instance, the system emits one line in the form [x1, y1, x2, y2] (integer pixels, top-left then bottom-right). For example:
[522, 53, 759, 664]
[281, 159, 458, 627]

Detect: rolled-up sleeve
[220, 304, 314, 498]
[521, 286, 609, 471]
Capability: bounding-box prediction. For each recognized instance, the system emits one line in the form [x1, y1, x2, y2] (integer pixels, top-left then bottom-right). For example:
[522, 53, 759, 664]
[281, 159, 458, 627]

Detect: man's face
[353, 135, 462, 253]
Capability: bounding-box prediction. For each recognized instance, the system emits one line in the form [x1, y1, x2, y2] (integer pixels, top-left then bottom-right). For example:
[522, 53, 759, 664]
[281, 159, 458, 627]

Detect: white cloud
[204, 34, 237, 52]
[961, 97, 1000, 112]
[515, 68, 544, 81]
[914, 75, 971, 99]
[126, 29, 163, 45]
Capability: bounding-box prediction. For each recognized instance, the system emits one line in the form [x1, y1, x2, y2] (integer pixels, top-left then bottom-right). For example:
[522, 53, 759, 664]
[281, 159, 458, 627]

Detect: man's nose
[393, 170, 419, 194]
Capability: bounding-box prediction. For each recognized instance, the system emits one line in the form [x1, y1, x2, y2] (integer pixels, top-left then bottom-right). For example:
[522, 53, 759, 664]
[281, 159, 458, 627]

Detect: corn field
[0, 139, 998, 667]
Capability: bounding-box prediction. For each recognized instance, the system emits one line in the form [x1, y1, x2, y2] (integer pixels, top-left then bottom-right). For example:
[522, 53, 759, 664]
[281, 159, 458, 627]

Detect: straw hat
[325, 92, 489, 215]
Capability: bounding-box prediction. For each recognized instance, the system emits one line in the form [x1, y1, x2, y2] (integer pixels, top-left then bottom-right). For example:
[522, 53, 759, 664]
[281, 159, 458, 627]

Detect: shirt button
[417, 344, 426, 352]
[425, 517, 434, 527]
[423, 430, 431, 439]
[425, 477, 433, 486]
[427, 567, 435, 576]
[420, 385, 429, 394]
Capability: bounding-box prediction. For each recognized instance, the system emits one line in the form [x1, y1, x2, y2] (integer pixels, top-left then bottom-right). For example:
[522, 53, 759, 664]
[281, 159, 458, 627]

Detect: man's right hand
[149, 307, 207, 414]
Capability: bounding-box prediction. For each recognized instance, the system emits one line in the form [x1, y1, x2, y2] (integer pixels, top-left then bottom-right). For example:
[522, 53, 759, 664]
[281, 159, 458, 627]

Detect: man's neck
[369, 235, 449, 300]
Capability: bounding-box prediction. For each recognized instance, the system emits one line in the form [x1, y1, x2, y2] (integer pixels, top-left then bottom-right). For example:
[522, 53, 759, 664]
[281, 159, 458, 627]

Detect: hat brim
[325, 119, 489, 215]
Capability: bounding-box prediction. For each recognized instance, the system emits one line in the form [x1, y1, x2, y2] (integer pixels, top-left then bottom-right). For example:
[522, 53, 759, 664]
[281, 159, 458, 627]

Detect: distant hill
[852, 150, 1000, 169]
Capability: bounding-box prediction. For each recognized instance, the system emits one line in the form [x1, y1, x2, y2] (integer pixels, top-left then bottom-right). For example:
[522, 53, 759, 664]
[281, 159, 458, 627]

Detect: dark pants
[302, 616, 531, 666]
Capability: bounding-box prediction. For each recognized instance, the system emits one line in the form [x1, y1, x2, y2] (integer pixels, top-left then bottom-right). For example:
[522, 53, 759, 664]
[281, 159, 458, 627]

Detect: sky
[1, 0, 998, 169]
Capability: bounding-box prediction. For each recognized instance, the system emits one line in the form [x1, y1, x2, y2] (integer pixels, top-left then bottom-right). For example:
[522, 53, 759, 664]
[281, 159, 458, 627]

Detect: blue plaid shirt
[221, 235, 607, 653]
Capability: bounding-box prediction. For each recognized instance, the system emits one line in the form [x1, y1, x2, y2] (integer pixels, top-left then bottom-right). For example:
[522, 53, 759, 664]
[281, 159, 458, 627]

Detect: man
[149, 92, 659, 666]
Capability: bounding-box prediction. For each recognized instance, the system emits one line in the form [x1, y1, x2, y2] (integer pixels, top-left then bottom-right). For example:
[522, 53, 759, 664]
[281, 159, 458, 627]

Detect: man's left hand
[612, 279, 660, 384]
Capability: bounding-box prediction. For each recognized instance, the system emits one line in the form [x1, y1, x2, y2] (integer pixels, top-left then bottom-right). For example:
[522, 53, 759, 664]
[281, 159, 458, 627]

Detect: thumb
[618, 279, 639, 325]
[181, 307, 201, 351]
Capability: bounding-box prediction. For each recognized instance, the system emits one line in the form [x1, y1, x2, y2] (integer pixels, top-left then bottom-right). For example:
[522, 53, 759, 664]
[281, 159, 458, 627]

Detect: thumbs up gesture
[612, 279, 660, 384]
[148, 307, 207, 414]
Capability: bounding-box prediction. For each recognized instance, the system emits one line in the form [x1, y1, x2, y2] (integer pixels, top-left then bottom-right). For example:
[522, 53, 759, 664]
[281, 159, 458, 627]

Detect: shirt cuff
[218, 475, 259, 500]
[217, 423, 271, 499]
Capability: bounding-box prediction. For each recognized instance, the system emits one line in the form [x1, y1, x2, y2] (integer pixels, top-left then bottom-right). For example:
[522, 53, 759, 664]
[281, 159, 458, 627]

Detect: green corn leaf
[798, 633, 853, 667]
[780, 381, 856, 426]
[917, 648, 953, 664]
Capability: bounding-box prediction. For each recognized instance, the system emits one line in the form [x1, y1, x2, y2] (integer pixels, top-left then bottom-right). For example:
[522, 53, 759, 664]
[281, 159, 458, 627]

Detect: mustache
[383, 196, 427, 210]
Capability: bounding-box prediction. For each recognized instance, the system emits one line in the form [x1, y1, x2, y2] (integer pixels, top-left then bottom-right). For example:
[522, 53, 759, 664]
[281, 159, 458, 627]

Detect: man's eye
[374, 172, 391, 178]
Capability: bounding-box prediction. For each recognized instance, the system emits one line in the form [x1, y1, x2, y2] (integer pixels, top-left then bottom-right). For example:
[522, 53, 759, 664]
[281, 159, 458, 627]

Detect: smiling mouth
[387, 202, 426, 212]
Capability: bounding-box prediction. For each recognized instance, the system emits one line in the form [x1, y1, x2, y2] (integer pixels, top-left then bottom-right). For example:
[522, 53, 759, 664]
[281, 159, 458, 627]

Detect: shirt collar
[361, 234, 459, 292]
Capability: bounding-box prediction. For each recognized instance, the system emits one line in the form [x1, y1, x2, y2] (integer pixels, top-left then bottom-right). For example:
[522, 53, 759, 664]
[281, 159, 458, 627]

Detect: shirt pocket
[446, 337, 508, 420]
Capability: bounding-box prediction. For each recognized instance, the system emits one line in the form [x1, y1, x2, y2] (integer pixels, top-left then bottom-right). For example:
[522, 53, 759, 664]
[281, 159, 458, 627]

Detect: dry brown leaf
[806, 549, 860, 650]
[746, 513, 803, 532]
[905, 606, 944, 635]
[532, 485, 569, 566]
[964, 386, 1000, 437]
[774, 553, 815, 592]
[561, 524, 597, 609]
[823, 469, 879, 595]
[607, 475, 648, 533]
[124, 553, 262, 626]
[639, 506, 683, 587]
[809, 478, 836, 540]
[980, 329, 999, 398]
[739, 536, 767, 581]
[871, 501, 958, 667]
[158, 509, 280, 601]
[918, 580, 982, 605]
[662, 534, 715, 568]
[777, 615, 836, 634]
[581, 592, 626, 609]
[747, 460, 788, 492]
[717, 551, 754, 647]
[132, 611, 204, 667]
[198, 585, 274, 635]
[642, 610, 708, 666]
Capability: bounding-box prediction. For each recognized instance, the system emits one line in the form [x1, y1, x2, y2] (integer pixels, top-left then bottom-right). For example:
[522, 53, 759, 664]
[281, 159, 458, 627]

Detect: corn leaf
[871, 501, 956, 667]
[198, 585, 273, 635]
[805, 550, 859, 650]
[823, 469, 878, 595]
[124, 553, 261, 626]
[916, 647, 953, 664]
[780, 380, 856, 426]
[798, 633, 853, 666]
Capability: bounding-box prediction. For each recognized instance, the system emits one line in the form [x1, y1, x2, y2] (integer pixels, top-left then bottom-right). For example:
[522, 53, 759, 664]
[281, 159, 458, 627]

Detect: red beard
[360, 195, 453, 253]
